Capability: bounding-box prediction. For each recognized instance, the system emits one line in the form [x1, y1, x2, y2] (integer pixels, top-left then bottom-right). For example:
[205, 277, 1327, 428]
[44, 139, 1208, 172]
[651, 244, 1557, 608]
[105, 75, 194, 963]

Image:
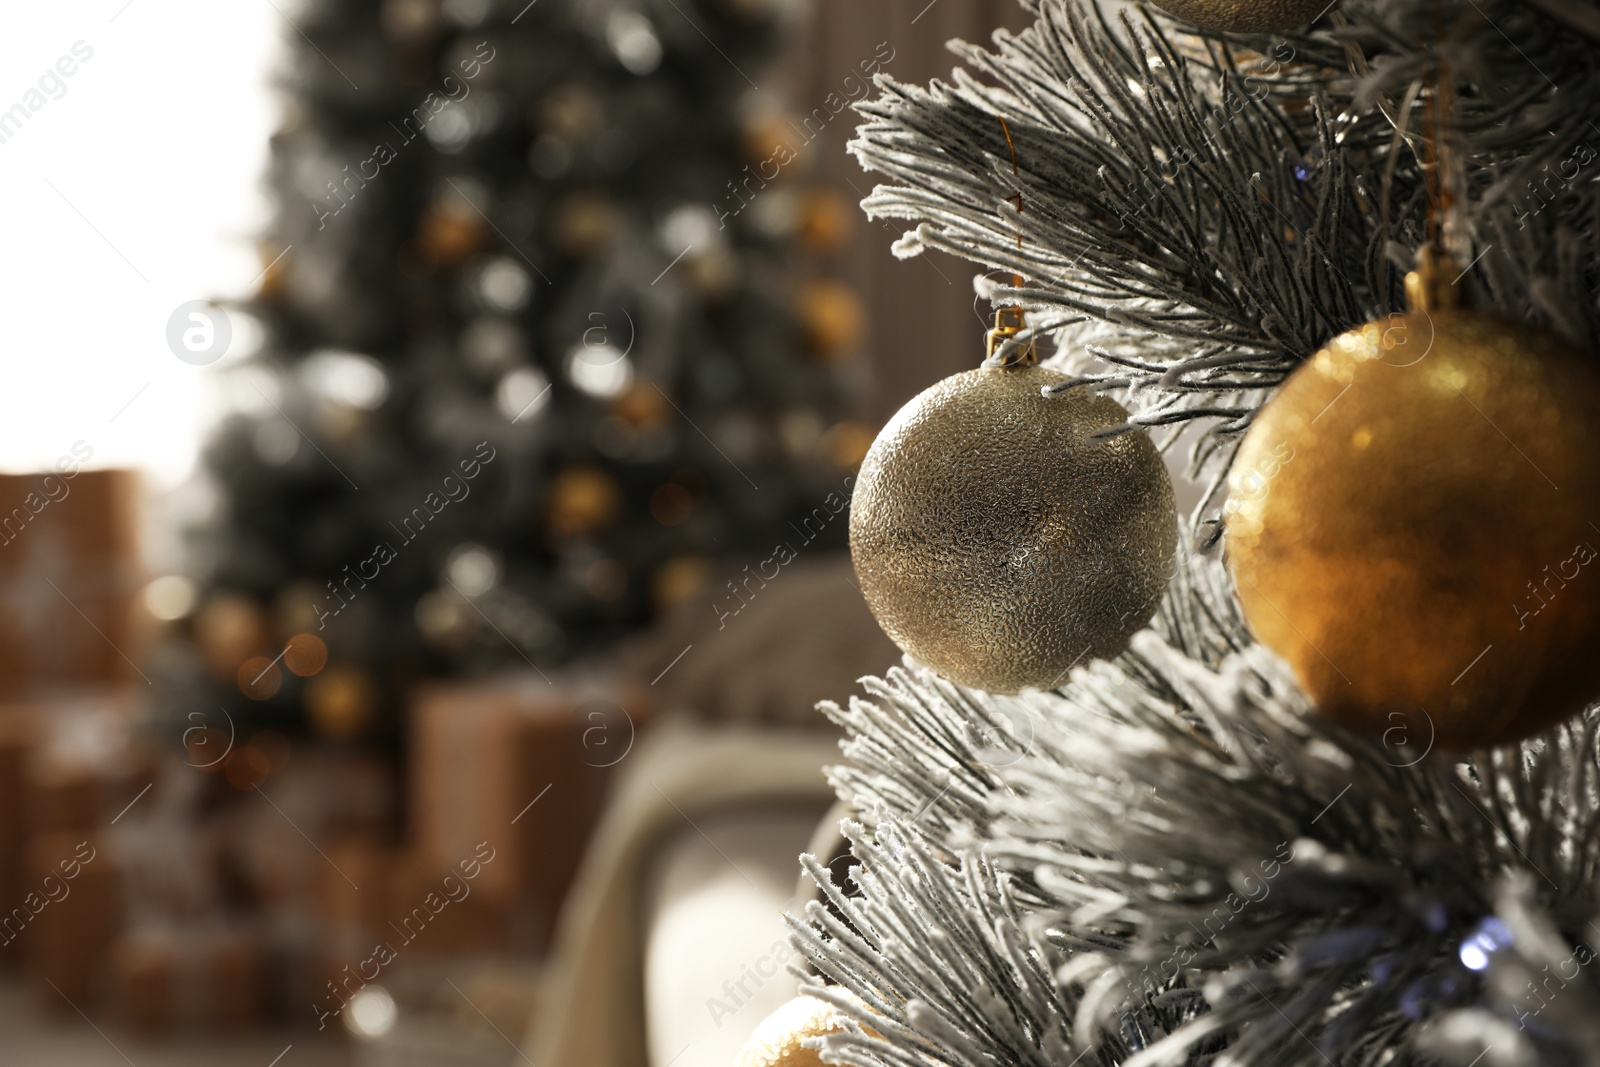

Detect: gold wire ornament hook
[988, 115, 1036, 367]
[1411, 0, 1468, 310]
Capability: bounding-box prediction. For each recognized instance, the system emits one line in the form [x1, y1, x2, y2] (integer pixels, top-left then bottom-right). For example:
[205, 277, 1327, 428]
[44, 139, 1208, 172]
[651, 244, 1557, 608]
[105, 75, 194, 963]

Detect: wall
[780, 0, 1032, 422]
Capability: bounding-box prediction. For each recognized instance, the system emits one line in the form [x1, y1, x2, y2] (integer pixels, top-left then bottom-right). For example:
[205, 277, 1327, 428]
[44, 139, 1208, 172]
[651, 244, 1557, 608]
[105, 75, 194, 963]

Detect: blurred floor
[0, 977, 353, 1067]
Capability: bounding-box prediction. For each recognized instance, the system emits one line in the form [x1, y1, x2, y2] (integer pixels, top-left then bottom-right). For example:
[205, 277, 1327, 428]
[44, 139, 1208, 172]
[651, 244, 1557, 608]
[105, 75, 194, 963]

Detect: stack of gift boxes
[312, 675, 632, 1034]
[0, 468, 643, 1036]
[0, 468, 147, 1013]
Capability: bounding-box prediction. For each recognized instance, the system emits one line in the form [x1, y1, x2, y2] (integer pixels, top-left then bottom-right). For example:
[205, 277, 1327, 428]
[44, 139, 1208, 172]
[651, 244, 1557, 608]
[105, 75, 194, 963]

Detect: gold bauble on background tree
[736, 993, 877, 1067]
[1226, 253, 1600, 750]
[1148, 0, 1333, 32]
[850, 310, 1178, 693]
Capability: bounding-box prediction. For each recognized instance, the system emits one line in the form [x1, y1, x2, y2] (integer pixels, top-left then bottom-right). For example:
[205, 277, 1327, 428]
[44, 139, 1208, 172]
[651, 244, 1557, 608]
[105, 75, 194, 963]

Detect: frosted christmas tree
[165, 0, 863, 744]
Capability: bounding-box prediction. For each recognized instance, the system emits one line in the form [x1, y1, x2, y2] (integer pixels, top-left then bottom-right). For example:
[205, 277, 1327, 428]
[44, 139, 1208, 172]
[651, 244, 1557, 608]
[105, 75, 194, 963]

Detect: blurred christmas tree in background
[161, 0, 869, 745]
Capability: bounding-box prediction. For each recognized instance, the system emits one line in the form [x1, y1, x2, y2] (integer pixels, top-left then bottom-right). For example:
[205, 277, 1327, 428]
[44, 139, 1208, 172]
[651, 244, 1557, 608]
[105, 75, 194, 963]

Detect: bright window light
[0, 1, 281, 488]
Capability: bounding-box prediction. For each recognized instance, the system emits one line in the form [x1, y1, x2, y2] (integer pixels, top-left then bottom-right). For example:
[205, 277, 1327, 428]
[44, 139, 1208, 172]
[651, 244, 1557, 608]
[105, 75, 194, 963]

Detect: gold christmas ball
[610, 382, 672, 428]
[797, 188, 854, 258]
[851, 365, 1178, 693]
[818, 420, 876, 471]
[415, 589, 475, 649]
[305, 664, 378, 741]
[415, 201, 488, 268]
[683, 246, 739, 299]
[1150, 0, 1330, 32]
[237, 656, 283, 701]
[652, 554, 710, 611]
[741, 112, 799, 168]
[196, 593, 267, 678]
[254, 242, 290, 300]
[1227, 306, 1600, 750]
[546, 465, 623, 541]
[736, 995, 858, 1067]
[381, 0, 440, 43]
[282, 632, 329, 678]
[538, 84, 603, 140]
[797, 280, 865, 362]
[551, 192, 621, 258]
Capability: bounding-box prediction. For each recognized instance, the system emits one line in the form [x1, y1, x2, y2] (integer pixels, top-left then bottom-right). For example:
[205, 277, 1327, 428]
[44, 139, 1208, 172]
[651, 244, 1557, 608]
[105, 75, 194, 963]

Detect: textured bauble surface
[735, 995, 844, 1067]
[1151, 0, 1330, 32]
[851, 365, 1178, 693]
[1227, 309, 1600, 750]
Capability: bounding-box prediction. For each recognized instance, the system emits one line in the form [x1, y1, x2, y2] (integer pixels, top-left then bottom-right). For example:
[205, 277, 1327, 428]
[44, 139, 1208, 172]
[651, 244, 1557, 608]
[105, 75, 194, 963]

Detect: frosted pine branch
[848, 0, 1600, 473]
[799, 611, 1600, 1066]
[796, 4, 1600, 1066]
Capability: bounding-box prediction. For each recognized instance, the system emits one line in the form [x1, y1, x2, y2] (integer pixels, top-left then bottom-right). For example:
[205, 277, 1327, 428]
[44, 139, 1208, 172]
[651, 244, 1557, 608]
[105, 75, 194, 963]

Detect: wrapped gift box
[21, 689, 153, 836]
[408, 674, 647, 950]
[106, 924, 269, 1033]
[1, 691, 143, 990]
[0, 717, 32, 965]
[0, 469, 143, 696]
[228, 747, 398, 916]
[21, 832, 121, 1009]
[313, 840, 522, 998]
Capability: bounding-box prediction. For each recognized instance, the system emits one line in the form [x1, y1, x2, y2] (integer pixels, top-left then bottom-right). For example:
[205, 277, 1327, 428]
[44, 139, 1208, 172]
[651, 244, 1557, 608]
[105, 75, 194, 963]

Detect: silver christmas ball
[1150, 0, 1330, 32]
[850, 365, 1177, 693]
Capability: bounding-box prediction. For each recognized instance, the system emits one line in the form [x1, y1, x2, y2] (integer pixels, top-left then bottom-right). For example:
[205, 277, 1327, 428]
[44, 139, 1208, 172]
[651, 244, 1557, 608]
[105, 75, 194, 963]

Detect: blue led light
[1458, 916, 1515, 971]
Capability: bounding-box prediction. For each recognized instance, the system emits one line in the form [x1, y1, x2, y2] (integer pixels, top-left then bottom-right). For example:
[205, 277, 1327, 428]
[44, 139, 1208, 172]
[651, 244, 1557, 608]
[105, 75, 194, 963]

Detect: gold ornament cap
[985, 306, 1037, 366]
[1404, 245, 1464, 313]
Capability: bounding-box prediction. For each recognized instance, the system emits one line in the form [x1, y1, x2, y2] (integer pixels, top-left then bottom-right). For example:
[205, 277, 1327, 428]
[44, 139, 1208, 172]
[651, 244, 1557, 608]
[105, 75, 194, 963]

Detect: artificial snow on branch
[848, 0, 1600, 458]
[801, 603, 1600, 1066]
